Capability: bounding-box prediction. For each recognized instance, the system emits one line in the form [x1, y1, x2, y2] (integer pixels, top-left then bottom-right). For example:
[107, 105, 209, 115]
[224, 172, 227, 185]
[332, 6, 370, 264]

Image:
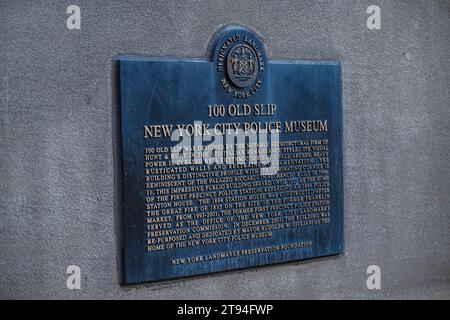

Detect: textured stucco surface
[0, 0, 449, 299]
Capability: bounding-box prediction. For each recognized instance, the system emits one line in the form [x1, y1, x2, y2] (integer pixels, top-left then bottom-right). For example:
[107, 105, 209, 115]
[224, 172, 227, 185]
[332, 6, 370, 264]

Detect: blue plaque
[118, 25, 343, 284]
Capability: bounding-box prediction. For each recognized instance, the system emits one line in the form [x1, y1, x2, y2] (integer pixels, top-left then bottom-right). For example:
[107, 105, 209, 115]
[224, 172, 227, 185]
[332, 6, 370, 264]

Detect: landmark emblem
[215, 31, 265, 99]
[227, 44, 258, 88]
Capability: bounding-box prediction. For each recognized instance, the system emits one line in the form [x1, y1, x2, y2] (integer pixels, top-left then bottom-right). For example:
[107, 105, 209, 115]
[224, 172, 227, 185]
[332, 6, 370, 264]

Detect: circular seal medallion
[213, 26, 265, 99]
[226, 44, 258, 88]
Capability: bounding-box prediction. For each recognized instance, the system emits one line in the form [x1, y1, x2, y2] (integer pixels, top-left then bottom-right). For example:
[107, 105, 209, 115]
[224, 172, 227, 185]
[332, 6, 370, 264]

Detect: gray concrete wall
[0, 0, 449, 299]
